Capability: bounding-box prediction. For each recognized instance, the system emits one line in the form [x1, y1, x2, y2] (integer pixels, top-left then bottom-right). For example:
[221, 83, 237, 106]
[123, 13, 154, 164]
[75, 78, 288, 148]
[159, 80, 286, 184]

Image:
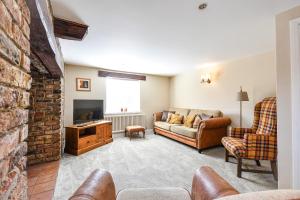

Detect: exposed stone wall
[0, 0, 31, 199]
[28, 68, 63, 165]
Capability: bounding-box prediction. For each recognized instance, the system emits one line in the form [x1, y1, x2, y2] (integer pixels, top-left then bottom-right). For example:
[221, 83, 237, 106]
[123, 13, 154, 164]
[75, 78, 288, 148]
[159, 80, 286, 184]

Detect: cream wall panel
[169, 51, 276, 128]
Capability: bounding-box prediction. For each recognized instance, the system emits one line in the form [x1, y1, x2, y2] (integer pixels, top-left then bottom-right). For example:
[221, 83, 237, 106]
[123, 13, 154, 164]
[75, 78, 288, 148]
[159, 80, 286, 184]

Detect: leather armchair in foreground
[69, 166, 300, 200]
[69, 166, 239, 200]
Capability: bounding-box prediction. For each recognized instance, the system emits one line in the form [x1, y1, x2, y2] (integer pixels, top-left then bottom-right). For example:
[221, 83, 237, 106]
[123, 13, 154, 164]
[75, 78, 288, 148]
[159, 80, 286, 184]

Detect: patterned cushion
[192, 115, 202, 129]
[184, 114, 196, 128]
[221, 137, 246, 158]
[161, 111, 175, 122]
[256, 97, 277, 135]
[169, 114, 183, 124]
[166, 112, 173, 122]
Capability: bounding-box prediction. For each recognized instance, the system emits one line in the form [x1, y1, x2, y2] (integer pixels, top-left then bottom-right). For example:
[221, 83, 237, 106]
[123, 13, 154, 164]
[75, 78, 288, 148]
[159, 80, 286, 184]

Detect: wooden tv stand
[65, 120, 113, 156]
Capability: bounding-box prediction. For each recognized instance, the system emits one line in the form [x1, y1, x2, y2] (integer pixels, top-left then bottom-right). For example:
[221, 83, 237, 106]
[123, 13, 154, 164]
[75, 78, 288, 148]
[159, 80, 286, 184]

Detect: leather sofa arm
[199, 117, 231, 130]
[69, 170, 116, 200]
[191, 166, 239, 200]
[153, 112, 163, 122]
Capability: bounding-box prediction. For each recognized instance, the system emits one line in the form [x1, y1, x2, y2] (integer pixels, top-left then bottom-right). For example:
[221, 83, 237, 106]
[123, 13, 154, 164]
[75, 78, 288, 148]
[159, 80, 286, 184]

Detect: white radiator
[104, 113, 146, 133]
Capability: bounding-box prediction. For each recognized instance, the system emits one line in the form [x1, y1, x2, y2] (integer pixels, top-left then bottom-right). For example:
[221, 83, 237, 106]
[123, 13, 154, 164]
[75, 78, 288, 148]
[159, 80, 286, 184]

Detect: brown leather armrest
[69, 170, 116, 200]
[191, 166, 239, 200]
[153, 112, 163, 122]
[199, 117, 231, 129]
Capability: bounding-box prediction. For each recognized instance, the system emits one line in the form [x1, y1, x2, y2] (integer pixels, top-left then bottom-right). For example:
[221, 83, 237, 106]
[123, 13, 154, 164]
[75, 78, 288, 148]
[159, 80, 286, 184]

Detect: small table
[125, 125, 145, 140]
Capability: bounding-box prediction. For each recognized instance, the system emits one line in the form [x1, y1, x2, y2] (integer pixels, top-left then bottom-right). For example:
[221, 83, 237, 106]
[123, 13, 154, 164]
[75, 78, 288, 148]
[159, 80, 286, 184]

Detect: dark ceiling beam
[98, 70, 146, 81]
[54, 17, 88, 41]
[27, 0, 64, 77]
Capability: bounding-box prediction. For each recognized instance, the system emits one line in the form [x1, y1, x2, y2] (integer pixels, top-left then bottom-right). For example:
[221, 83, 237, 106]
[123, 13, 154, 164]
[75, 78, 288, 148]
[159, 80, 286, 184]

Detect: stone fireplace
[27, 61, 64, 165]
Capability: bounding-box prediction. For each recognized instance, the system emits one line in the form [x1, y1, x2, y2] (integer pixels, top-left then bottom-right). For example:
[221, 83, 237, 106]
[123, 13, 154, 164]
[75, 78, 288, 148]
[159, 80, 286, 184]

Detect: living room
[0, 0, 300, 200]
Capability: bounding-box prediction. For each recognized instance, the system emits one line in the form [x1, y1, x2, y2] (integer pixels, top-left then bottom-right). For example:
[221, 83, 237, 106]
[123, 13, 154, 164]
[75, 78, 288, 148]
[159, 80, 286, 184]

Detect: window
[106, 78, 140, 114]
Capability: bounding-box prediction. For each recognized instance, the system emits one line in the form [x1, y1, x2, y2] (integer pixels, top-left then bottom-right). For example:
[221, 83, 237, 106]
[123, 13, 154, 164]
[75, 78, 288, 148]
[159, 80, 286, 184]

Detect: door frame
[289, 17, 300, 189]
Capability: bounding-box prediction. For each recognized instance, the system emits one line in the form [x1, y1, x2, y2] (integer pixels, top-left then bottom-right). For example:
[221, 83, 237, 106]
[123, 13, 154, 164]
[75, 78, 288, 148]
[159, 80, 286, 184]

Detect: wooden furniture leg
[237, 158, 242, 178]
[225, 150, 229, 162]
[255, 160, 261, 166]
[143, 130, 145, 138]
[271, 160, 278, 181]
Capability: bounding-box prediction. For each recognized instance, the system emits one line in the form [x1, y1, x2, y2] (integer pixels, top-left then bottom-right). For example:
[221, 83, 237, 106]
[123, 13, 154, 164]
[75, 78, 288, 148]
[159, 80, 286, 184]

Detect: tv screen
[73, 100, 104, 124]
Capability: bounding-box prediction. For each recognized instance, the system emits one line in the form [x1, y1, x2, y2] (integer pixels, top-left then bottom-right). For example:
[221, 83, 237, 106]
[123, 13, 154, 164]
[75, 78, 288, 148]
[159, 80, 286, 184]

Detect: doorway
[290, 18, 300, 189]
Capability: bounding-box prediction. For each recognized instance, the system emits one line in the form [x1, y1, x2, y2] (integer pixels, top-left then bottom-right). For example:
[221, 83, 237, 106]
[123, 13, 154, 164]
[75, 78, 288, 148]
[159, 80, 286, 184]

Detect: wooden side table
[125, 125, 145, 140]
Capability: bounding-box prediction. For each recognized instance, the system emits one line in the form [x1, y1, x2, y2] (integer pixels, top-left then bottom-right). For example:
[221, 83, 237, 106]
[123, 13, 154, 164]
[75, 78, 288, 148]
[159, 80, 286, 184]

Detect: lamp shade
[237, 91, 249, 101]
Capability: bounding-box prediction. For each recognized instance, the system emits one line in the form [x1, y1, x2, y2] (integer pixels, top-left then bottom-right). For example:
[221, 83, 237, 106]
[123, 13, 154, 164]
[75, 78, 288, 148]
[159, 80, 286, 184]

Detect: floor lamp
[237, 86, 249, 128]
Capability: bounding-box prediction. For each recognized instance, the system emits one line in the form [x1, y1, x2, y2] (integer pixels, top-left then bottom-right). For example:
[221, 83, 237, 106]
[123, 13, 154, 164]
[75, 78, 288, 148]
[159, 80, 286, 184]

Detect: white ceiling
[50, 0, 300, 76]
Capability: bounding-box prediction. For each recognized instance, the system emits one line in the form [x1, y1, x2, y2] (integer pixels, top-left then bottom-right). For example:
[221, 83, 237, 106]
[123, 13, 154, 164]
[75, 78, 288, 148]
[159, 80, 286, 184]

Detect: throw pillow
[184, 114, 196, 128]
[169, 114, 183, 124]
[200, 113, 213, 120]
[161, 111, 169, 121]
[167, 112, 174, 122]
[193, 115, 202, 129]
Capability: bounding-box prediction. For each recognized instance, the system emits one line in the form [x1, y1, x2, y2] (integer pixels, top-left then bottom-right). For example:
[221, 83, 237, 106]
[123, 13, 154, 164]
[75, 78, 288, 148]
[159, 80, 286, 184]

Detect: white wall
[169, 51, 276, 128]
[64, 65, 170, 129]
[276, 5, 300, 189]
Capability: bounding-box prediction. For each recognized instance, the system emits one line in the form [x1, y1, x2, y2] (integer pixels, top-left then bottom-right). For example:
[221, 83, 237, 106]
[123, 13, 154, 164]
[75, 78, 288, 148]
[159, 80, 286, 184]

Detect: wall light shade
[200, 74, 211, 84]
[237, 91, 249, 101]
[237, 86, 249, 128]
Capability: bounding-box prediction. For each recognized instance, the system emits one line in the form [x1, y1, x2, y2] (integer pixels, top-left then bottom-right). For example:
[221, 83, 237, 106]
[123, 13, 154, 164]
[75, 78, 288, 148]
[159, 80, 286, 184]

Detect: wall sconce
[200, 74, 211, 84]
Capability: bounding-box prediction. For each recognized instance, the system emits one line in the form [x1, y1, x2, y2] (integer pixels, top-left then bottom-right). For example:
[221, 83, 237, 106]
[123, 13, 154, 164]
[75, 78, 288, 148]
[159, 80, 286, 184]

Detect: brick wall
[28, 68, 63, 165]
[0, 0, 31, 199]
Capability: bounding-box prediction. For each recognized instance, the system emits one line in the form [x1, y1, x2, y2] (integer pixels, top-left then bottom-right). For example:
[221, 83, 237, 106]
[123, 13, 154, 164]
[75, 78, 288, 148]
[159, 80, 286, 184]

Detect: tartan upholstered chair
[221, 97, 277, 180]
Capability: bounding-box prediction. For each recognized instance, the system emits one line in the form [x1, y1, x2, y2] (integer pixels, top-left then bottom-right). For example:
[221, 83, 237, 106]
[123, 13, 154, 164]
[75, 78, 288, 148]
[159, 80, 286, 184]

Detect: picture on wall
[76, 78, 91, 91]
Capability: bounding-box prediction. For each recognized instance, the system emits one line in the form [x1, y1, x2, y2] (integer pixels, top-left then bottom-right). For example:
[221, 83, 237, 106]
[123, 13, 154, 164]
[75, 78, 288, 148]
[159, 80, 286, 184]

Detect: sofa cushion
[193, 115, 202, 129]
[216, 190, 300, 200]
[221, 137, 246, 158]
[161, 111, 175, 122]
[170, 125, 197, 139]
[169, 114, 183, 124]
[184, 114, 196, 128]
[166, 112, 174, 122]
[154, 121, 172, 131]
[117, 187, 191, 200]
[189, 109, 221, 118]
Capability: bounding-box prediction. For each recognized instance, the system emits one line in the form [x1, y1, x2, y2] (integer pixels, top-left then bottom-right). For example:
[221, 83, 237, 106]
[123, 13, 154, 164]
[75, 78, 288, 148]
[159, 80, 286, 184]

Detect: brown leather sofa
[69, 166, 239, 200]
[153, 108, 231, 153]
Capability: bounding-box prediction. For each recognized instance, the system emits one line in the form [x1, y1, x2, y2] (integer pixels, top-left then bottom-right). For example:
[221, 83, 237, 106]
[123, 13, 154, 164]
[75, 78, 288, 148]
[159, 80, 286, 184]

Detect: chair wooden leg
[271, 160, 278, 181]
[237, 158, 242, 178]
[255, 160, 261, 166]
[225, 150, 229, 162]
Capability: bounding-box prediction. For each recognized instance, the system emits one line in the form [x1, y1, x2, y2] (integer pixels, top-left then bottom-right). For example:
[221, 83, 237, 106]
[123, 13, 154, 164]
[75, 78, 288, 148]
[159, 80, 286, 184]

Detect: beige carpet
[54, 131, 277, 200]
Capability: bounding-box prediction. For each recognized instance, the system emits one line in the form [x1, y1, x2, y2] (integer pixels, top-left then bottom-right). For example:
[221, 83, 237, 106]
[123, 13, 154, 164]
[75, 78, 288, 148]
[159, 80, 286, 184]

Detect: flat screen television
[73, 100, 104, 124]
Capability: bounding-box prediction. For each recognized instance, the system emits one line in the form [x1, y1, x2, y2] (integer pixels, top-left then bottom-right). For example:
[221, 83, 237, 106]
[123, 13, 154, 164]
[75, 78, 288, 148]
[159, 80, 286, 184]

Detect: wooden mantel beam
[54, 17, 88, 41]
[27, 0, 64, 77]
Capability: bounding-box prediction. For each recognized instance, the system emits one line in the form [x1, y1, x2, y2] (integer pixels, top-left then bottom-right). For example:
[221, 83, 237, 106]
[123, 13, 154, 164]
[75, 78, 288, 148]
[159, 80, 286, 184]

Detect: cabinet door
[106, 124, 112, 139]
[96, 125, 105, 143]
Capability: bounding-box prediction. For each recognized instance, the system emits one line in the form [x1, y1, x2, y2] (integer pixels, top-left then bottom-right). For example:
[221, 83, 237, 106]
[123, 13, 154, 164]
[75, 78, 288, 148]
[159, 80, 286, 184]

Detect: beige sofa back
[169, 108, 222, 118]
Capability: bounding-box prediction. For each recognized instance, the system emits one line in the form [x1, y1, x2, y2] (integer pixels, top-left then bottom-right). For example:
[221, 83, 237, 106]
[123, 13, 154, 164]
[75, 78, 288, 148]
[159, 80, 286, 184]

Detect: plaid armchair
[221, 97, 277, 180]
